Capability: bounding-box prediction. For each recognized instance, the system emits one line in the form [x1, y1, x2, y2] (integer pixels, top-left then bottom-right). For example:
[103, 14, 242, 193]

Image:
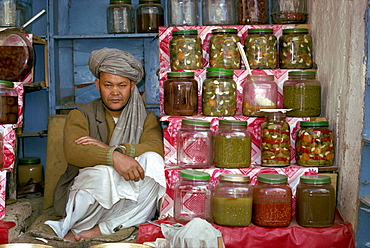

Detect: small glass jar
[253, 173, 292, 227]
[283, 70, 321, 117]
[279, 28, 312, 69]
[209, 28, 241, 69]
[202, 67, 236, 116]
[177, 119, 213, 168]
[237, 0, 268, 24]
[0, 80, 18, 124]
[136, 0, 164, 33]
[106, 0, 135, 34]
[296, 175, 335, 227]
[242, 74, 277, 117]
[261, 112, 290, 166]
[174, 170, 212, 224]
[295, 121, 335, 166]
[202, 0, 237, 26]
[212, 174, 253, 226]
[170, 30, 203, 70]
[270, 0, 308, 24]
[17, 157, 44, 187]
[244, 29, 277, 69]
[168, 0, 198, 26]
[214, 120, 251, 168]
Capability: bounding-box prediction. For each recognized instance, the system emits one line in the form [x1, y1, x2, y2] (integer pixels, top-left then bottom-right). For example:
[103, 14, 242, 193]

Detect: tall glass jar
[170, 30, 203, 70]
[244, 29, 277, 69]
[214, 120, 251, 168]
[202, 67, 236, 116]
[283, 70, 321, 117]
[174, 170, 212, 224]
[164, 72, 198, 116]
[279, 28, 312, 69]
[106, 0, 135, 34]
[0, 0, 16, 27]
[242, 74, 277, 117]
[202, 0, 237, 26]
[0, 80, 18, 124]
[295, 121, 335, 166]
[212, 174, 253, 226]
[270, 0, 308, 24]
[209, 28, 241, 69]
[253, 173, 292, 227]
[261, 112, 290, 167]
[136, 0, 164, 33]
[237, 0, 268, 24]
[177, 119, 213, 168]
[168, 0, 198, 26]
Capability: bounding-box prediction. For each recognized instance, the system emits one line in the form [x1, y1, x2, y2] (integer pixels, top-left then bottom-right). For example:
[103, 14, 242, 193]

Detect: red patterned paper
[0, 171, 6, 219]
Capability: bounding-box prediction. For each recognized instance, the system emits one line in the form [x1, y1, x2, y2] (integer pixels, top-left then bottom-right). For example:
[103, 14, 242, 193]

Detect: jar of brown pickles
[136, 0, 164, 33]
[0, 80, 18, 124]
[237, 0, 268, 24]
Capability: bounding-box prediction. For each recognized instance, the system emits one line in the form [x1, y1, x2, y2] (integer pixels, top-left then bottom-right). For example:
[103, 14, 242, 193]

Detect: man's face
[95, 72, 135, 117]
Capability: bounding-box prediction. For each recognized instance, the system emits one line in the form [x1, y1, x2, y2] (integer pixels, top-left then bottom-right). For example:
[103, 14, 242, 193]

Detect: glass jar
[283, 70, 321, 117]
[136, 0, 164, 33]
[0, 0, 16, 27]
[253, 173, 292, 227]
[270, 0, 308, 24]
[295, 121, 335, 166]
[209, 28, 241, 69]
[0, 80, 18, 124]
[261, 112, 290, 166]
[15, 0, 32, 31]
[237, 0, 268, 24]
[17, 157, 44, 187]
[164, 72, 198, 116]
[177, 119, 213, 168]
[242, 74, 277, 117]
[174, 170, 212, 224]
[279, 28, 312, 69]
[107, 0, 135, 34]
[244, 29, 277, 69]
[168, 0, 198, 26]
[202, 0, 237, 26]
[202, 67, 236, 116]
[170, 30, 203, 70]
[212, 174, 253, 226]
[214, 120, 251, 168]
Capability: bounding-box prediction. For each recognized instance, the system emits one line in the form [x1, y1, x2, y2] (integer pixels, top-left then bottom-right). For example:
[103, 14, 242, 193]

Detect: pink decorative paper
[0, 171, 6, 219]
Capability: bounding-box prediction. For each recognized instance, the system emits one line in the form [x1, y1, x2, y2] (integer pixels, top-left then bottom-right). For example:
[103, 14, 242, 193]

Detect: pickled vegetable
[212, 197, 253, 226]
[214, 136, 251, 168]
[0, 96, 18, 124]
[283, 84, 321, 117]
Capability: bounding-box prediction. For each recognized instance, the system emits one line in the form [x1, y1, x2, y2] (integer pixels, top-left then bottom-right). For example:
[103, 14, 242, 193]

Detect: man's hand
[112, 151, 145, 182]
[75, 136, 110, 148]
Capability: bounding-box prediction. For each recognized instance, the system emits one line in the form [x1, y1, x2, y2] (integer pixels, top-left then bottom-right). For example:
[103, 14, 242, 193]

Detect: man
[45, 48, 166, 241]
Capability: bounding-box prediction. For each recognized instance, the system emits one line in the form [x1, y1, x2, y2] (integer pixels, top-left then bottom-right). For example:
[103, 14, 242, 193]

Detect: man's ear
[131, 80, 137, 91]
[94, 78, 100, 91]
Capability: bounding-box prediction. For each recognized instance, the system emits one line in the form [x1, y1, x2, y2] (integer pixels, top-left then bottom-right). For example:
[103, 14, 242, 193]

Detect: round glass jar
[261, 112, 290, 166]
[283, 70, 321, 117]
[212, 174, 253, 226]
[242, 74, 277, 117]
[177, 119, 213, 168]
[17, 157, 44, 187]
[0, 80, 18, 124]
[237, 0, 268, 24]
[136, 0, 164, 33]
[270, 0, 308, 24]
[106, 0, 135, 34]
[296, 175, 335, 227]
[202, 0, 237, 26]
[167, 0, 198, 26]
[244, 29, 277, 69]
[253, 173, 292, 227]
[279, 28, 312, 69]
[214, 120, 251, 168]
[170, 30, 203, 70]
[202, 67, 236, 116]
[174, 170, 212, 224]
[164, 72, 198, 116]
[209, 28, 241, 69]
[295, 121, 334, 167]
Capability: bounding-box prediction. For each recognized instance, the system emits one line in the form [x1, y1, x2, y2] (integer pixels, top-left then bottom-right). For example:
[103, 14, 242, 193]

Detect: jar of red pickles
[0, 80, 18, 124]
[253, 173, 292, 227]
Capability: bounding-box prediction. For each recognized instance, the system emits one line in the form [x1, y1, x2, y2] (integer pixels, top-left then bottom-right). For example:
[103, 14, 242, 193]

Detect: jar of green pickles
[209, 28, 241, 69]
[170, 30, 203, 70]
[295, 121, 335, 166]
[279, 28, 312, 69]
[212, 174, 253, 226]
[261, 112, 290, 167]
[202, 67, 236, 116]
[244, 29, 277, 69]
[214, 120, 251, 168]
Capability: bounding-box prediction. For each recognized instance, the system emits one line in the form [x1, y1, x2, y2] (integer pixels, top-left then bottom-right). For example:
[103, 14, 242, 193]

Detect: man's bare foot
[75, 225, 102, 241]
[64, 231, 76, 242]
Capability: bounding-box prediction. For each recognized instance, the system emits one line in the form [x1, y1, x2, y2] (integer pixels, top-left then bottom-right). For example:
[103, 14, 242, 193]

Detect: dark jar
[202, 0, 237, 26]
[295, 121, 335, 167]
[136, 0, 164, 33]
[253, 173, 292, 227]
[213, 120, 251, 168]
[17, 157, 44, 187]
[270, 0, 308, 24]
[106, 0, 135, 34]
[296, 175, 335, 227]
[164, 71, 198, 116]
[167, 0, 198, 26]
[0, 80, 18, 124]
[237, 0, 268, 24]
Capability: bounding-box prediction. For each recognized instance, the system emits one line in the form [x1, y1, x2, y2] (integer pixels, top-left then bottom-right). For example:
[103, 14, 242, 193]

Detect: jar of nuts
[0, 80, 18, 124]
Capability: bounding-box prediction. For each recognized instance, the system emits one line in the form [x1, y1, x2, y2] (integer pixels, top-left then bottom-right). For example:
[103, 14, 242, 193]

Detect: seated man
[45, 48, 166, 241]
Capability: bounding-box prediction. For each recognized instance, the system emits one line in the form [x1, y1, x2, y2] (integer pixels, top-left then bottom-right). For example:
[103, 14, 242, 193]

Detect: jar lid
[219, 174, 250, 182]
[19, 157, 41, 164]
[110, 0, 131, 3]
[219, 120, 247, 126]
[172, 30, 198, 35]
[180, 170, 210, 180]
[288, 70, 316, 76]
[167, 72, 194, 77]
[300, 121, 329, 127]
[212, 28, 238, 34]
[257, 173, 288, 183]
[139, 0, 160, 2]
[248, 28, 273, 34]
[283, 28, 309, 34]
[0, 80, 13, 87]
[300, 175, 331, 184]
[182, 118, 210, 127]
[206, 67, 234, 75]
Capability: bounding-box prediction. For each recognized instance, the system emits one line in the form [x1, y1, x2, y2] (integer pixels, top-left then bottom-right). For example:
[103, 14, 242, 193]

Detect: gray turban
[88, 47, 144, 83]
